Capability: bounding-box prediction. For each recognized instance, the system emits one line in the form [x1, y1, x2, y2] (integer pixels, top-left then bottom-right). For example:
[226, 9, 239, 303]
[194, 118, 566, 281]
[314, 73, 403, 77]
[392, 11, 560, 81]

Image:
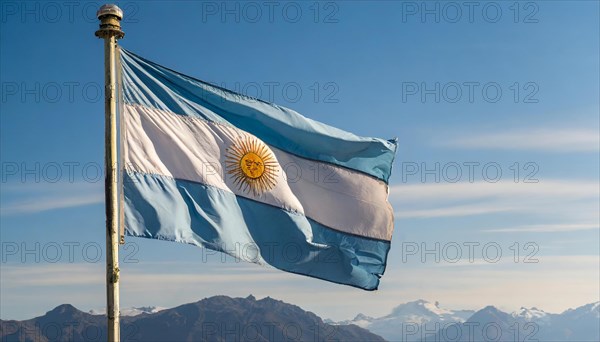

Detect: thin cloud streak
[391, 180, 599, 202]
[396, 202, 518, 219]
[1, 193, 104, 215]
[442, 128, 599, 152]
[391, 180, 599, 220]
[1, 181, 103, 215]
[484, 223, 600, 233]
[426, 255, 600, 268]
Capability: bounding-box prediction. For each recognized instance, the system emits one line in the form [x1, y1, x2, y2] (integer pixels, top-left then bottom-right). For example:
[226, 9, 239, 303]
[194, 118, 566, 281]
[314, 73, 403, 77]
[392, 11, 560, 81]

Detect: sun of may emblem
[226, 137, 278, 196]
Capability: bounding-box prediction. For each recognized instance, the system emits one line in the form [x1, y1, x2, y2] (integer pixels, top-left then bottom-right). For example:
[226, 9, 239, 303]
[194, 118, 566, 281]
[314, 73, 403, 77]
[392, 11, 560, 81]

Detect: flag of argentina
[119, 48, 397, 290]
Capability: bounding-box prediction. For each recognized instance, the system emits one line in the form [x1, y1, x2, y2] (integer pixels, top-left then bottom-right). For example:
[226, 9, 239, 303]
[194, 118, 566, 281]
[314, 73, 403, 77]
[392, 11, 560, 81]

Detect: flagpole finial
[95, 4, 124, 39]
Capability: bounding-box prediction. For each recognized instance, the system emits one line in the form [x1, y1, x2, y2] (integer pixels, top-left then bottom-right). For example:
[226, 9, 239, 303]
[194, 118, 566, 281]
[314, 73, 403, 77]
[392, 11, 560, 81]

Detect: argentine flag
[119, 48, 397, 290]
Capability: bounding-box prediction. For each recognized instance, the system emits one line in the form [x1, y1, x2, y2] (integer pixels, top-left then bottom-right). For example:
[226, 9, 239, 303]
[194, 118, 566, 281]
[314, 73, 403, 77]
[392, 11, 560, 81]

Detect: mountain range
[0, 295, 383, 342]
[1, 296, 598, 341]
[328, 299, 600, 342]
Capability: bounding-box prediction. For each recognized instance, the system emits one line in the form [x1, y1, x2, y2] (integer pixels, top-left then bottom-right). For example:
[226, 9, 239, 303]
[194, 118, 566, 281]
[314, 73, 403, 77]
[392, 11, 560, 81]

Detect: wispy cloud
[392, 180, 598, 202]
[391, 179, 599, 220]
[0, 181, 103, 215]
[484, 223, 599, 233]
[426, 255, 600, 268]
[441, 128, 599, 152]
[397, 202, 517, 219]
[1, 264, 104, 287]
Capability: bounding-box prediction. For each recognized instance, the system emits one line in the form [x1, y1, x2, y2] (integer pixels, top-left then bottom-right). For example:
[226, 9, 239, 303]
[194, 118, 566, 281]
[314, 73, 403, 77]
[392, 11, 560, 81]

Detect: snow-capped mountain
[88, 306, 165, 316]
[327, 313, 375, 328]
[543, 301, 600, 341]
[511, 306, 551, 324]
[387, 299, 475, 324]
[561, 301, 600, 319]
[330, 299, 475, 341]
[427, 302, 599, 342]
[426, 305, 532, 342]
[330, 300, 600, 342]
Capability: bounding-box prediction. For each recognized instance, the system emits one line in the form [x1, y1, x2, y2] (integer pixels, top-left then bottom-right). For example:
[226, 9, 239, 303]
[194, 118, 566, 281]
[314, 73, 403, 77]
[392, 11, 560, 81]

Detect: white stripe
[123, 104, 393, 241]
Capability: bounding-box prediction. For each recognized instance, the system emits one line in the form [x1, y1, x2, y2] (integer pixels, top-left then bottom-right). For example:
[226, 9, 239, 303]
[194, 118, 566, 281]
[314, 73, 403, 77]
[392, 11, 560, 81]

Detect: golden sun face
[240, 152, 265, 179]
[226, 137, 278, 196]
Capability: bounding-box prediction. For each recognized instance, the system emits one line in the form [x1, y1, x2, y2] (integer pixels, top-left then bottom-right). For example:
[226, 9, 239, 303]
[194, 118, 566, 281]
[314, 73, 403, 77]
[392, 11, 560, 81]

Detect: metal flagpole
[95, 4, 124, 342]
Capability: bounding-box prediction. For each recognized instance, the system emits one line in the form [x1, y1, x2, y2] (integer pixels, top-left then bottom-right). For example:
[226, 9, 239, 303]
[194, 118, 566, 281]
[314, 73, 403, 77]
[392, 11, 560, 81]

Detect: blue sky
[1, 1, 599, 320]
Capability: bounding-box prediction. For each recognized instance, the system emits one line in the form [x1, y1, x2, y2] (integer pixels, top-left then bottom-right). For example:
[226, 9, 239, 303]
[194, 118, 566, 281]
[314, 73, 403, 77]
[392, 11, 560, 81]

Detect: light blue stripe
[120, 48, 397, 183]
[124, 171, 390, 290]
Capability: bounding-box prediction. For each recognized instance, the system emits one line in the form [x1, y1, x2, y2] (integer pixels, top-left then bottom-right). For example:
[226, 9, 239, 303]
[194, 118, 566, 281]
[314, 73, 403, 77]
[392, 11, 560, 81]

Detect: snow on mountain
[561, 301, 600, 318]
[511, 302, 600, 324]
[88, 306, 165, 316]
[387, 299, 474, 324]
[330, 313, 374, 328]
[330, 299, 475, 342]
[511, 306, 551, 323]
[330, 300, 600, 342]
